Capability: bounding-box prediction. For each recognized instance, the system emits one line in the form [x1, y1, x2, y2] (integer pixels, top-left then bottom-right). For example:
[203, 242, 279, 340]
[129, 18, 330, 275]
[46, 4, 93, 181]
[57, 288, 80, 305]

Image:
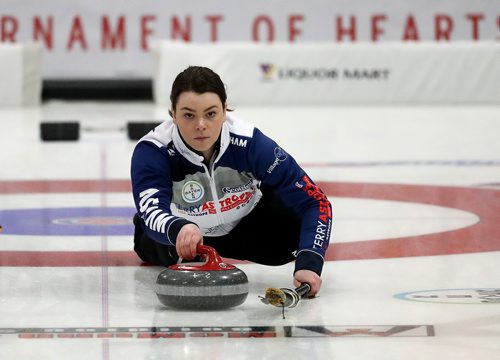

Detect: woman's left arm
[249, 128, 333, 285]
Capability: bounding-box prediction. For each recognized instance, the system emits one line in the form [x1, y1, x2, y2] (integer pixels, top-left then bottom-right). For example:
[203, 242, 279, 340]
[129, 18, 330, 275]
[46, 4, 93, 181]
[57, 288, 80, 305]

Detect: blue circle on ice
[0, 207, 136, 236]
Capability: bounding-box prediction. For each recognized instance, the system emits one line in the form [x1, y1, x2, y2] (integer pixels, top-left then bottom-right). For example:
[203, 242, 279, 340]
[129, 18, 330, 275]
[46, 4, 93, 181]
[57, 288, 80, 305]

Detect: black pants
[133, 190, 301, 267]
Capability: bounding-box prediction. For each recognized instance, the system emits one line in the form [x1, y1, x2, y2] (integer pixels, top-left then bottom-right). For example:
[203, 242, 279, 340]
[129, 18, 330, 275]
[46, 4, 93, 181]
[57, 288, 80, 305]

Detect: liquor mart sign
[0, 0, 498, 78]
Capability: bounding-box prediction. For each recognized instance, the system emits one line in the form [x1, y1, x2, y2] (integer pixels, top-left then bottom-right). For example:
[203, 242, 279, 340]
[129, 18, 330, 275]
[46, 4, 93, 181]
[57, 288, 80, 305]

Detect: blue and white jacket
[131, 113, 332, 275]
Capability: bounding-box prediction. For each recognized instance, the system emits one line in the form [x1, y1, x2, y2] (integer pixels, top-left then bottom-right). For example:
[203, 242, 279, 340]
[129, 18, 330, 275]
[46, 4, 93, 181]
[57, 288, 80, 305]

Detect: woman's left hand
[293, 269, 322, 297]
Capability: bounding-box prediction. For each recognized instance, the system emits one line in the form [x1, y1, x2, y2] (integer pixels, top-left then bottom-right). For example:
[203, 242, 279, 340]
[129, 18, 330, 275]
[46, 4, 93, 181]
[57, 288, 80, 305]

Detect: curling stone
[155, 245, 248, 310]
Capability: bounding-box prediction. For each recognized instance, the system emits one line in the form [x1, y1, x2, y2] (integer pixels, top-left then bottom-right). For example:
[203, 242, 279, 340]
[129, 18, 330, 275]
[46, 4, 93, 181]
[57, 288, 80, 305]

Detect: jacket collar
[172, 119, 230, 167]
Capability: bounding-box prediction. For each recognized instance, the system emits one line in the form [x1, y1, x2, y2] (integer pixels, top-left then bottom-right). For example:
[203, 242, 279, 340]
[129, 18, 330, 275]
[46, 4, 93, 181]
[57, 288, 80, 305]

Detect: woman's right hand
[176, 224, 203, 260]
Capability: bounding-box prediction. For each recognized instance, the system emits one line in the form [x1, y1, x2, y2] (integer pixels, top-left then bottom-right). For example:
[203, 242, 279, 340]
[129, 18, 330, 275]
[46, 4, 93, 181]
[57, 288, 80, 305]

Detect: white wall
[0, 43, 41, 107]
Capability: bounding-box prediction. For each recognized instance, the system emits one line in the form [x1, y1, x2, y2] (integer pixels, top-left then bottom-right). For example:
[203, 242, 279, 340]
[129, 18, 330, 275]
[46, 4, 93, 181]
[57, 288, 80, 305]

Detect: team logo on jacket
[274, 147, 287, 161]
[182, 181, 204, 203]
[222, 179, 254, 194]
[267, 147, 288, 174]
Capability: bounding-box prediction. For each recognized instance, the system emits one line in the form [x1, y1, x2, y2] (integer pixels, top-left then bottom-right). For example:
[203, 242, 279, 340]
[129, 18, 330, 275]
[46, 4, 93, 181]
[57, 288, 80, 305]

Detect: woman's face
[171, 91, 226, 161]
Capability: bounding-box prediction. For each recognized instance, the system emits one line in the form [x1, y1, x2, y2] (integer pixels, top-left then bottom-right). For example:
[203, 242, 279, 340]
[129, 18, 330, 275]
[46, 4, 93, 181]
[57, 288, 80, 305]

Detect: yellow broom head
[264, 287, 286, 307]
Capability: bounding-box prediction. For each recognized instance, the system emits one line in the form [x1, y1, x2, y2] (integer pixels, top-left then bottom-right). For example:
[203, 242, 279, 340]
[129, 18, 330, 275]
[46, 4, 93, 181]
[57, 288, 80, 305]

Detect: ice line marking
[0, 325, 435, 339]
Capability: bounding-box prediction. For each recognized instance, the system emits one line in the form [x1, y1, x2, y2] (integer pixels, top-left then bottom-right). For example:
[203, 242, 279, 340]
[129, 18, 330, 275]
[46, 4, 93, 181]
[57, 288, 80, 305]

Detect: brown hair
[170, 66, 231, 112]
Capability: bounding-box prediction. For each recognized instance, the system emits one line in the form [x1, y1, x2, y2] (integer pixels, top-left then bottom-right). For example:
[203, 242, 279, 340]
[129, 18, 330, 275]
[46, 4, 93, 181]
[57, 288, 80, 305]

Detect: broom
[260, 283, 311, 318]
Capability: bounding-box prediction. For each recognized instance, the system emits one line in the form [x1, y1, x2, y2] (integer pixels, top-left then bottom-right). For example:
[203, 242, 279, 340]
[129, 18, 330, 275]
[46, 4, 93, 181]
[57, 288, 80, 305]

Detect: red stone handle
[168, 244, 236, 271]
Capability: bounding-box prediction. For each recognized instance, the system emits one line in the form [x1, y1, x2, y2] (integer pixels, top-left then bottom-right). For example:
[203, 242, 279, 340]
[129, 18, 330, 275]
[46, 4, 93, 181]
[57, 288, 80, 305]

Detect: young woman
[131, 66, 332, 296]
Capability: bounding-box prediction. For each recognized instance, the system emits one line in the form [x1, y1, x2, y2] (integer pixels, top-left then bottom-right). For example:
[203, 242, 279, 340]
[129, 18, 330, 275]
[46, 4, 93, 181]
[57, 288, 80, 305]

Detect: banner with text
[153, 42, 499, 105]
[0, 0, 498, 79]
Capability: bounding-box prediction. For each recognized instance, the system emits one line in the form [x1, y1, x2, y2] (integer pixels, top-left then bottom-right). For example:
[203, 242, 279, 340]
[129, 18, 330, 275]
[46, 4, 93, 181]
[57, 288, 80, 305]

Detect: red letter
[1, 16, 18, 42]
[402, 14, 419, 41]
[288, 14, 304, 42]
[171, 16, 191, 41]
[252, 15, 274, 42]
[336, 16, 356, 41]
[435, 14, 453, 41]
[205, 15, 223, 42]
[466, 13, 484, 40]
[33, 16, 53, 49]
[371, 14, 387, 41]
[67, 16, 88, 50]
[102, 16, 126, 50]
[141, 15, 156, 50]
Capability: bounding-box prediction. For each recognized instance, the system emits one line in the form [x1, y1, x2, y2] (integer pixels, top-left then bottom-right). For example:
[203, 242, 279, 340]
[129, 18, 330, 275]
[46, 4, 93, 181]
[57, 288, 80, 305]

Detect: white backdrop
[1, 0, 498, 79]
[153, 42, 500, 105]
[0, 43, 41, 106]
